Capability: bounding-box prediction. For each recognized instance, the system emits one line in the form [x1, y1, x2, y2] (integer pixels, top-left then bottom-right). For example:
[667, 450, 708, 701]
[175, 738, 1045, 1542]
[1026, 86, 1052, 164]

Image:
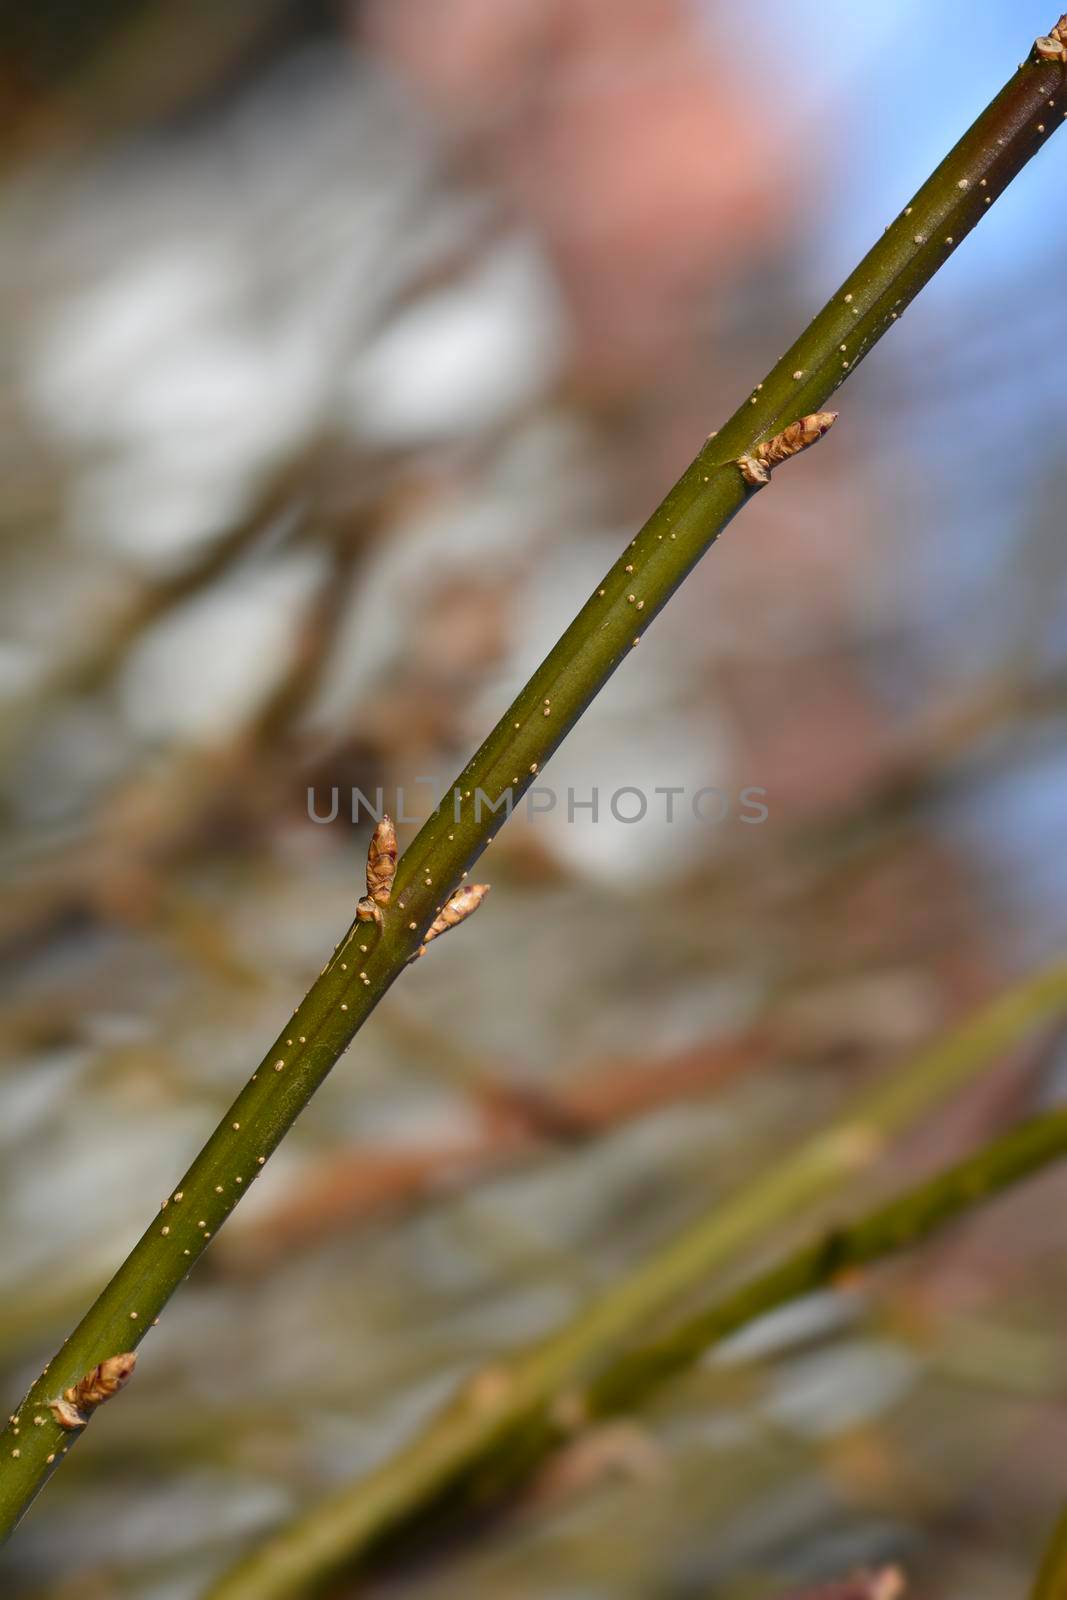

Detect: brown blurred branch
[223, 1026, 770, 1268]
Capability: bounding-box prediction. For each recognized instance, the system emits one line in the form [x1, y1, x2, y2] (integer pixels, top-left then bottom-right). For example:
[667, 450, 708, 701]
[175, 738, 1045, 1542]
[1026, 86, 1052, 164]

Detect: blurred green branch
[1034, 1506, 1067, 1599]
[2, 17, 1065, 1541]
[206, 1050, 1067, 1599]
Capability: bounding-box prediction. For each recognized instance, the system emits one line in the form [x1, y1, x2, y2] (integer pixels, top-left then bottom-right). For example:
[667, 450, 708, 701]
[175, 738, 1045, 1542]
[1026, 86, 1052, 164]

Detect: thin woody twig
[3, 12, 1065, 1539]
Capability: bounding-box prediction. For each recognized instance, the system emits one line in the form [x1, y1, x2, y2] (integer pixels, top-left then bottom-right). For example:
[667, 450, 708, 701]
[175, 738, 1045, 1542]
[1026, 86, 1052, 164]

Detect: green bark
[2, 20, 1065, 1541]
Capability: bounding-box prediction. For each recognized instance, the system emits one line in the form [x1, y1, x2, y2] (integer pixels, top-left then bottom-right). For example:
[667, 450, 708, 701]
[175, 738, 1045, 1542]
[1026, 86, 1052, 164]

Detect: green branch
[205, 1096, 1067, 1600]
[1033, 1507, 1067, 1599]
[2, 16, 1065, 1540]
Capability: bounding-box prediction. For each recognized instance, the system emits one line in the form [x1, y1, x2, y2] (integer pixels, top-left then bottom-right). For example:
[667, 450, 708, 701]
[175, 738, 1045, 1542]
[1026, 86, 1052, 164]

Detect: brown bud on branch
[737, 411, 838, 487]
[356, 815, 398, 926]
[415, 883, 490, 958]
[49, 1352, 137, 1430]
[1035, 14, 1067, 59]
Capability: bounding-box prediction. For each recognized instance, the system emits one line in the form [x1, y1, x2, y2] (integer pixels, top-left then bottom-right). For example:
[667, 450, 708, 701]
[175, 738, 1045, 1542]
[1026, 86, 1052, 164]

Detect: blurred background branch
[205, 982, 1067, 1599]
[1034, 1505, 1067, 1598]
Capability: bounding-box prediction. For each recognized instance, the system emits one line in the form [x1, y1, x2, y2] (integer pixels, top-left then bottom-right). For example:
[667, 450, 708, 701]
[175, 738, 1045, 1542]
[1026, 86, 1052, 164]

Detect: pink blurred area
[365, 0, 796, 388]
[362, 0, 885, 823]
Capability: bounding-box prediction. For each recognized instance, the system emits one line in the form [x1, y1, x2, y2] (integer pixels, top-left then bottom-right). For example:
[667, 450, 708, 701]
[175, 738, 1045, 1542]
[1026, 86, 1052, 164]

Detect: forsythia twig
[2, 12, 1065, 1542]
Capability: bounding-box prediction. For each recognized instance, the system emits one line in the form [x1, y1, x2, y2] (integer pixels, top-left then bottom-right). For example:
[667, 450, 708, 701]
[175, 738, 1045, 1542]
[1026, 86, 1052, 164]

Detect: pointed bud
[356, 815, 398, 925]
[366, 815, 398, 907]
[51, 1351, 137, 1429]
[417, 884, 490, 956]
[738, 412, 838, 486]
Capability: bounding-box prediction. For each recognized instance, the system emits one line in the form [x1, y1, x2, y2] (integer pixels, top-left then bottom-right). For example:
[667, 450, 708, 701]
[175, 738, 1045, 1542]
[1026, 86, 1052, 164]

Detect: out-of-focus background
[2, 3, 1067, 1596]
